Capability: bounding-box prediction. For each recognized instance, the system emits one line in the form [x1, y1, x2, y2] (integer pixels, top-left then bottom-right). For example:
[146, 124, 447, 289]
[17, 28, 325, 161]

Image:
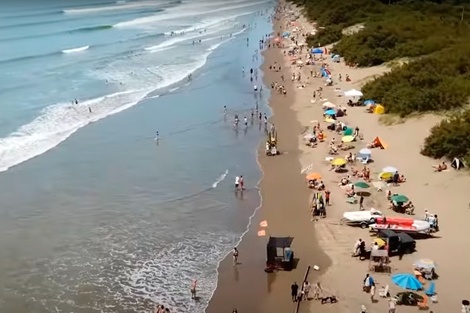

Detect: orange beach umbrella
[306, 172, 321, 180]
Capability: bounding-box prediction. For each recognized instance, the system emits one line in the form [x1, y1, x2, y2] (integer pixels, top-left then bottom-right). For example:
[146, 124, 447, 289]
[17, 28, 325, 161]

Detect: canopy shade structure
[344, 89, 363, 97]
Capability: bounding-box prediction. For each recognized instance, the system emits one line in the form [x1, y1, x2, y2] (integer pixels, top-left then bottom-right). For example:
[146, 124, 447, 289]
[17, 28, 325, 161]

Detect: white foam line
[63, 1, 170, 14]
[114, 0, 270, 28]
[0, 39, 239, 173]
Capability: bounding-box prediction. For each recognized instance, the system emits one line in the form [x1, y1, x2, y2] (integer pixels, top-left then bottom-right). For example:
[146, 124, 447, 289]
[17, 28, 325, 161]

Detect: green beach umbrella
[391, 194, 409, 202]
[354, 181, 370, 189]
[343, 127, 354, 136]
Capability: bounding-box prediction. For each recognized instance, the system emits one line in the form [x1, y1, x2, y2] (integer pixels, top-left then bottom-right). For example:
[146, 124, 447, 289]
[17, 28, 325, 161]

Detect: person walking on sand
[312, 282, 322, 300]
[370, 282, 376, 302]
[324, 190, 331, 206]
[232, 247, 239, 266]
[388, 298, 396, 313]
[359, 195, 364, 210]
[190, 279, 197, 299]
[291, 282, 299, 302]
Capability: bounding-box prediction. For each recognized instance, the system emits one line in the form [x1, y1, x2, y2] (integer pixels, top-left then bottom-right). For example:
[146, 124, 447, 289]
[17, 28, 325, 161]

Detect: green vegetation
[421, 111, 470, 163]
[289, 0, 470, 161]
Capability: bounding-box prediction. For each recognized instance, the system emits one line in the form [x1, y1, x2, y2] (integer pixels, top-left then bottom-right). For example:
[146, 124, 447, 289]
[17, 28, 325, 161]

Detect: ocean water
[0, 1, 274, 312]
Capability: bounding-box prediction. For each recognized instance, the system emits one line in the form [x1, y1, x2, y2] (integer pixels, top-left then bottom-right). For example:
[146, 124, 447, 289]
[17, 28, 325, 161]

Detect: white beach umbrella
[359, 148, 372, 156]
[303, 134, 315, 140]
[322, 101, 336, 108]
[344, 89, 363, 97]
[382, 166, 398, 173]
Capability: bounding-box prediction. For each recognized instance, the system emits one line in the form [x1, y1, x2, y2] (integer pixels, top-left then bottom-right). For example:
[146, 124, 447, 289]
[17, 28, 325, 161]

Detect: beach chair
[346, 196, 357, 204]
[418, 296, 428, 310]
[378, 284, 389, 298]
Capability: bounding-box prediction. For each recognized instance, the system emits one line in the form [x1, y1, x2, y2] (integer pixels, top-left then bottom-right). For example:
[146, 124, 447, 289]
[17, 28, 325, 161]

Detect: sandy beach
[208, 1, 470, 313]
[281, 3, 470, 313]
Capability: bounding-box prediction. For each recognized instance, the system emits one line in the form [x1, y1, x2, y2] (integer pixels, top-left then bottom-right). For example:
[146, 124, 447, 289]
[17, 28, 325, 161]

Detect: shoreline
[206, 3, 331, 312]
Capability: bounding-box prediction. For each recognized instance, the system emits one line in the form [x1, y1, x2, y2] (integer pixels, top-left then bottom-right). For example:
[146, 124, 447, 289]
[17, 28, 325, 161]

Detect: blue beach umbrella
[392, 273, 423, 291]
[311, 48, 323, 54]
[325, 109, 336, 115]
[364, 99, 375, 105]
[425, 281, 436, 296]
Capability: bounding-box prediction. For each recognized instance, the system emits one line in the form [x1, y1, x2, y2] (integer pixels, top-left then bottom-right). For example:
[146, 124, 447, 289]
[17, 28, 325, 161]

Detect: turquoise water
[0, 1, 274, 312]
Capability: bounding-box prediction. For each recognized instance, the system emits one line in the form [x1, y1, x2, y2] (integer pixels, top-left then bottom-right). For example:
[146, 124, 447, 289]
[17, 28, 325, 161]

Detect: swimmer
[244, 116, 248, 126]
[154, 131, 159, 141]
[224, 105, 227, 115]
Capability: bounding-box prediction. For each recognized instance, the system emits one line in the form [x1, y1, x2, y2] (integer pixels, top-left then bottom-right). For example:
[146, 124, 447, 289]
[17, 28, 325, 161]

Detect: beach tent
[374, 105, 385, 114]
[311, 48, 323, 54]
[372, 136, 388, 149]
[344, 89, 363, 97]
[451, 157, 465, 170]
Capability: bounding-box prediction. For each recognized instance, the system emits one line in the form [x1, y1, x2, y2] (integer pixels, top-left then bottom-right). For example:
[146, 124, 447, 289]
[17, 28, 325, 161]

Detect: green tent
[343, 127, 353, 136]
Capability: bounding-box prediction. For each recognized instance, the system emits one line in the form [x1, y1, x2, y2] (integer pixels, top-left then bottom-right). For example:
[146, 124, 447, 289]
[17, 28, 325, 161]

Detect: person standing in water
[224, 105, 227, 115]
[88, 106, 92, 113]
[232, 247, 239, 266]
[244, 116, 248, 127]
[155, 131, 159, 141]
[190, 279, 197, 299]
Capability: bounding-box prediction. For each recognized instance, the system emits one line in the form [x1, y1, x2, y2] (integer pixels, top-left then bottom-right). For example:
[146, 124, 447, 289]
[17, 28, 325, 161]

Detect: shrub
[421, 109, 470, 162]
[361, 44, 470, 116]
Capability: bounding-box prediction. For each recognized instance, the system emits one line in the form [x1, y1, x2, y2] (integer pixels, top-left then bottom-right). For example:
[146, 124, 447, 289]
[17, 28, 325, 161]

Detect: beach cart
[265, 236, 295, 272]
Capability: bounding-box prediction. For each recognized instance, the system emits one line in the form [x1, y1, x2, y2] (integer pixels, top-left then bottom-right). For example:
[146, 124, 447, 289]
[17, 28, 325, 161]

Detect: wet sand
[206, 5, 330, 313]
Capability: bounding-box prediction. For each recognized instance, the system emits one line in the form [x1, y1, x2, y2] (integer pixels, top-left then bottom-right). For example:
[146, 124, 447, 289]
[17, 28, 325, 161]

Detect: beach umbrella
[414, 258, 437, 270]
[331, 158, 347, 166]
[382, 166, 398, 173]
[379, 172, 393, 180]
[322, 101, 336, 108]
[325, 109, 336, 115]
[342, 135, 354, 143]
[306, 172, 321, 180]
[425, 282, 436, 296]
[344, 89, 363, 97]
[359, 148, 372, 156]
[354, 181, 370, 189]
[311, 48, 323, 54]
[303, 134, 315, 140]
[392, 273, 423, 291]
[324, 118, 335, 123]
[391, 194, 409, 203]
[364, 99, 375, 105]
[343, 127, 354, 136]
